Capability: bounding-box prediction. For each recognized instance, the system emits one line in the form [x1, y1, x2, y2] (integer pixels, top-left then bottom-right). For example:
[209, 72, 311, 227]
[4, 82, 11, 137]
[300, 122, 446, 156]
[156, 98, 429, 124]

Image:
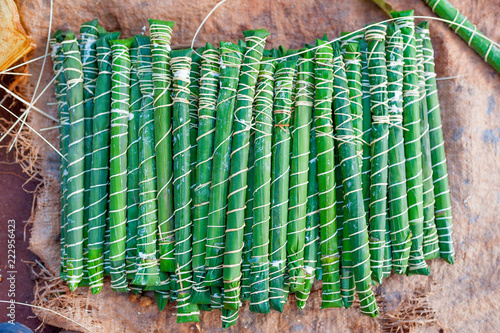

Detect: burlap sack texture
[16, 0, 499, 332]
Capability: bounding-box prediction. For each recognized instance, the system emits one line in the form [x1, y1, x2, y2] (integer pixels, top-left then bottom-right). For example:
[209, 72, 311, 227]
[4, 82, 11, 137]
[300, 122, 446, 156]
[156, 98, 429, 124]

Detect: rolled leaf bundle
[125, 41, 141, 281]
[80, 19, 99, 286]
[314, 39, 342, 309]
[419, 21, 455, 264]
[108, 37, 134, 292]
[249, 54, 276, 313]
[149, 19, 176, 272]
[386, 23, 412, 274]
[287, 47, 315, 294]
[332, 43, 378, 317]
[365, 24, 389, 284]
[192, 44, 220, 304]
[269, 59, 296, 312]
[392, 10, 430, 276]
[360, 38, 372, 214]
[51, 32, 69, 281]
[133, 35, 162, 291]
[415, 24, 439, 260]
[170, 49, 200, 323]
[61, 31, 85, 291]
[189, 48, 203, 200]
[204, 42, 243, 287]
[87, 31, 120, 294]
[224, 29, 269, 310]
[423, 0, 500, 73]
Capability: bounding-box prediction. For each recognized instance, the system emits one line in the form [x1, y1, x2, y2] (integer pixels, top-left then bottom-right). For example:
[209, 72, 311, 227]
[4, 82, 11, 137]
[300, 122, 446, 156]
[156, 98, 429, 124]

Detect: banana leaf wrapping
[365, 24, 389, 284]
[392, 10, 430, 276]
[108, 37, 134, 292]
[224, 29, 269, 310]
[386, 23, 412, 274]
[149, 19, 176, 272]
[291, 48, 316, 309]
[415, 23, 440, 260]
[80, 19, 99, 286]
[61, 31, 85, 290]
[249, 55, 276, 313]
[204, 42, 243, 287]
[189, 48, 203, 200]
[170, 49, 200, 323]
[51, 32, 69, 281]
[125, 41, 141, 281]
[314, 40, 342, 309]
[423, 0, 500, 73]
[269, 59, 296, 312]
[287, 47, 314, 294]
[419, 21, 455, 264]
[192, 44, 220, 304]
[332, 43, 379, 317]
[87, 31, 120, 294]
[360, 38, 372, 215]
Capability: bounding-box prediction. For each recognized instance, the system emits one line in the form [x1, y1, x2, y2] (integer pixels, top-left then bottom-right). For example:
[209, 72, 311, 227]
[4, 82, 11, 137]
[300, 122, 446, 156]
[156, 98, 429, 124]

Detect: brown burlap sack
[18, 0, 499, 331]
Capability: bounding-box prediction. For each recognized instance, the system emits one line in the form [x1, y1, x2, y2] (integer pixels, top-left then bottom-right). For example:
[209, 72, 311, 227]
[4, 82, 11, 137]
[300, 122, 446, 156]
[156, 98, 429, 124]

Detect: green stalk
[269, 59, 296, 312]
[314, 39, 342, 309]
[61, 31, 85, 291]
[204, 42, 243, 287]
[365, 24, 389, 284]
[108, 37, 134, 292]
[419, 21, 455, 264]
[415, 24, 440, 260]
[133, 35, 162, 288]
[191, 44, 220, 304]
[386, 23, 412, 275]
[87, 31, 120, 294]
[51, 32, 69, 281]
[223, 29, 269, 310]
[287, 47, 314, 294]
[332, 43, 379, 317]
[423, 0, 500, 73]
[296, 107, 320, 310]
[126, 41, 141, 281]
[170, 49, 200, 323]
[392, 10, 430, 276]
[149, 19, 176, 272]
[249, 55, 276, 313]
[80, 19, 99, 286]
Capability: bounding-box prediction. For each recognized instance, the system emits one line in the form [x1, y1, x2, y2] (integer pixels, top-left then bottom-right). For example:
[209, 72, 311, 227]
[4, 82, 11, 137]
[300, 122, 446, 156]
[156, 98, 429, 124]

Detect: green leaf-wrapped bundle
[108, 37, 134, 292]
[415, 23, 440, 260]
[419, 21, 454, 264]
[149, 19, 176, 272]
[386, 23, 412, 275]
[365, 24, 389, 284]
[332, 43, 379, 317]
[423, 0, 500, 73]
[62, 31, 85, 291]
[224, 29, 269, 310]
[189, 48, 203, 200]
[287, 47, 315, 294]
[51, 32, 69, 281]
[87, 31, 120, 294]
[79, 19, 99, 286]
[133, 35, 162, 288]
[249, 54, 276, 313]
[192, 44, 220, 304]
[269, 59, 296, 312]
[314, 39, 342, 309]
[360, 38, 372, 215]
[125, 41, 141, 281]
[392, 11, 430, 276]
[204, 42, 243, 287]
[170, 49, 200, 323]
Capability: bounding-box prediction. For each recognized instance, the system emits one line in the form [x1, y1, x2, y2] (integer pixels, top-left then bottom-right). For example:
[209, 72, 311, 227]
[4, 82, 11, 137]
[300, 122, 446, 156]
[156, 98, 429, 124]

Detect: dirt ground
[2, 0, 500, 332]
